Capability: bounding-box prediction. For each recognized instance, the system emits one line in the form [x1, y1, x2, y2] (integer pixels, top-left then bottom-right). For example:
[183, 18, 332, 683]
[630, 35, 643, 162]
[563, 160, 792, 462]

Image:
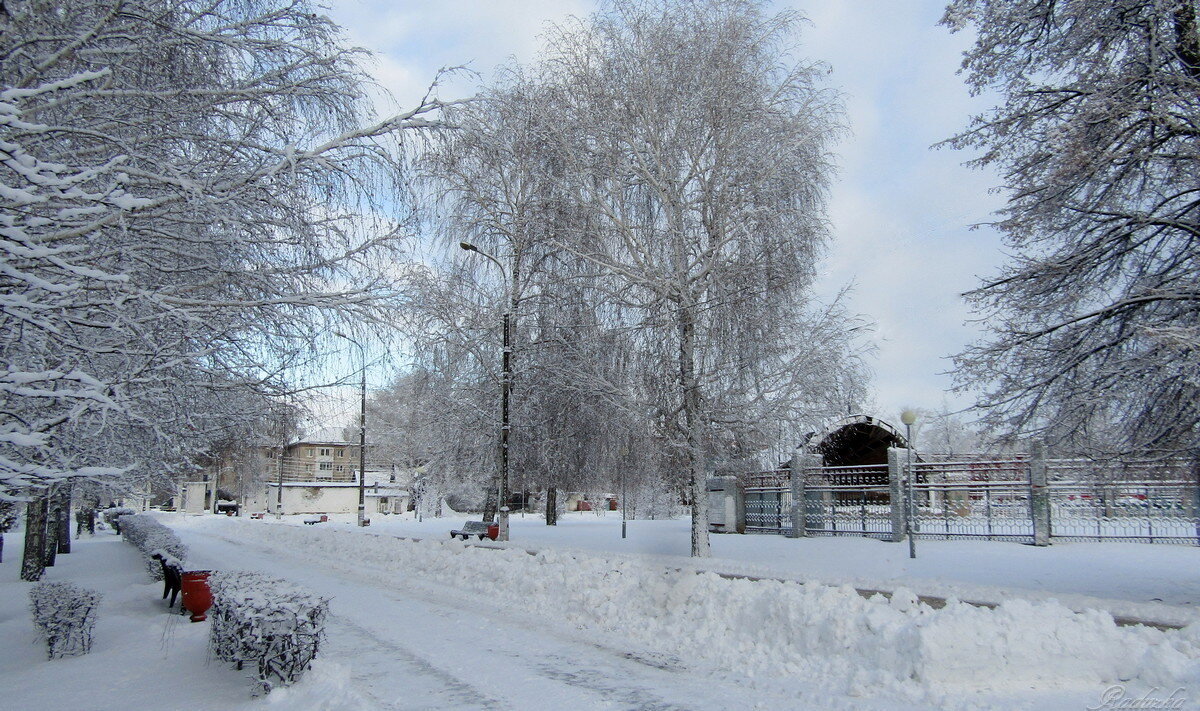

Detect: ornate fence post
[788, 452, 821, 538]
[1030, 441, 1051, 546]
[787, 453, 803, 538]
[887, 447, 906, 543]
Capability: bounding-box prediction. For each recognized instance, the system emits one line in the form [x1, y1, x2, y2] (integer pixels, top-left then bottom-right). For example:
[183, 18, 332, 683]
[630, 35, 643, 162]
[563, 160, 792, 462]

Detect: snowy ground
[287, 509, 1200, 626]
[2, 513, 1199, 710]
[0, 531, 282, 710]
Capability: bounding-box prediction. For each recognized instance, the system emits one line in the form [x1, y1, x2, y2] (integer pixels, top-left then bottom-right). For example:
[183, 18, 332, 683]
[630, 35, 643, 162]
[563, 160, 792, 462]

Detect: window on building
[319, 462, 332, 471]
[336, 449, 345, 457]
[305, 463, 314, 472]
[306, 448, 314, 457]
[335, 465, 345, 472]
[319, 448, 331, 457]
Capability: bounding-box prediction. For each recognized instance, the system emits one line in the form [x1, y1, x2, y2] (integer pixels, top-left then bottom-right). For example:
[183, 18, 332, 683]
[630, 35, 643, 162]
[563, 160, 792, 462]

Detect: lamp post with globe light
[900, 409, 918, 559]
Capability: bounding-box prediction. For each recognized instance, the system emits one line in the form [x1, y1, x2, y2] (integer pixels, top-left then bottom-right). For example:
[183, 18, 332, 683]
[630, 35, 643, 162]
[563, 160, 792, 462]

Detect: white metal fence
[738, 453, 1200, 546]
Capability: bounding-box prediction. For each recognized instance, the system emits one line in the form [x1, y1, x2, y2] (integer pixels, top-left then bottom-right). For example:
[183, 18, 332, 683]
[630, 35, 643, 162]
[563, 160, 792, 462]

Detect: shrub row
[101, 506, 137, 532]
[208, 571, 329, 692]
[119, 514, 188, 580]
[29, 581, 101, 659]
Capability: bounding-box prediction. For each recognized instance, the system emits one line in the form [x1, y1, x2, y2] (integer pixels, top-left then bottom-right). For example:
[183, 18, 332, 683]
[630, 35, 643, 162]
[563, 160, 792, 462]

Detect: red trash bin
[486, 523, 499, 540]
[180, 571, 213, 622]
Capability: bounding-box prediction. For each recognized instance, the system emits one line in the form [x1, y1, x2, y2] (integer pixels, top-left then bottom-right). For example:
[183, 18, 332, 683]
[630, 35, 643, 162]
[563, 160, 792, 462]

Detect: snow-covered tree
[410, 2, 863, 547]
[540, 0, 849, 555]
[944, 0, 1200, 457]
[380, 262, 505, 513]
[0, 0, 444, 500]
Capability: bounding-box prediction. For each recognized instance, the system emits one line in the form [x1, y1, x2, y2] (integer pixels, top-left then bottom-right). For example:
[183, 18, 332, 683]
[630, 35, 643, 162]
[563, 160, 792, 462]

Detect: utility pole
[358, 357, 367, 526]
[275, 443, 285, 519]
[336, 331, 369, 527]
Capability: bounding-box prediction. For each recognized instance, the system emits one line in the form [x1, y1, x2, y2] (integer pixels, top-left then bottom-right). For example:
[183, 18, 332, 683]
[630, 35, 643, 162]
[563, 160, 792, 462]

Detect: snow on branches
[418, 0, 866, 555]
[28, 581, 101, 660]
[0, 0, 446, 497]
[944, 0, 1200, 456]
[208, 571, 329, 693]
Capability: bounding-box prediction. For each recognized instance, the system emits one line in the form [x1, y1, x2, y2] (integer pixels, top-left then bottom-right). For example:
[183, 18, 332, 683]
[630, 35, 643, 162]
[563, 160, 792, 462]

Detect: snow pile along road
[206, 520, 1200, 698]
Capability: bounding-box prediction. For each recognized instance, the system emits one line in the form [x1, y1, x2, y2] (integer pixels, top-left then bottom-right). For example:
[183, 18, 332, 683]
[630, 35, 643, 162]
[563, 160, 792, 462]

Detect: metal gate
[743, 470, 791, 533]
[739, 454, 1200, 546]
[802, 465, 893, 539]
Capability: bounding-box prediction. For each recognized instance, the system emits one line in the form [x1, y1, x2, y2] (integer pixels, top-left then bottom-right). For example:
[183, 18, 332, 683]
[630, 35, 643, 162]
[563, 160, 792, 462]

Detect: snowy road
[173, 520, 918, 711]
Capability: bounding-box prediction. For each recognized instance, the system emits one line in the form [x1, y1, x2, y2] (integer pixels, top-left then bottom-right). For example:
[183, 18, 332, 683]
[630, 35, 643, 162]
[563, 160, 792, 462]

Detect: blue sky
[323, 0, 1007, 424]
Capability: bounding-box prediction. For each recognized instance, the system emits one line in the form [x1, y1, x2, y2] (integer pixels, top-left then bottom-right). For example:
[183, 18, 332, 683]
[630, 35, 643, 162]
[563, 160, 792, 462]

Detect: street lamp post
[460, 241, 511, 543]
[275, 443, 284, 520]
[336, 331, 368, 527]
[900, 409, 918, 559]
[619, 445, 628, 539]
[621, 469, 627, 540]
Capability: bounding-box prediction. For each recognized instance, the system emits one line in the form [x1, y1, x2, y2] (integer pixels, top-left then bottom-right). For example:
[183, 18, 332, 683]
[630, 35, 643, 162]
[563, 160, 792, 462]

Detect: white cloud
[328, 0, 1011, 421]
[327, 0, 591, 105]
[795, 0, 1006, 418]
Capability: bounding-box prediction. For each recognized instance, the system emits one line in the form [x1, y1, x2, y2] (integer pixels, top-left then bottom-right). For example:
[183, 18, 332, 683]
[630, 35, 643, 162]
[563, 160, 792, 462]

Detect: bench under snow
[450, 521, 497, 540]
[302, 515, 328, 525]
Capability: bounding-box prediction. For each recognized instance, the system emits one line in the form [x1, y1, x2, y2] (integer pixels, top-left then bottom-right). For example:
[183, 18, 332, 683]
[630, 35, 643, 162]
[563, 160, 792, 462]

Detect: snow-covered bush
[28, 581, 101, 659]
[101, 507, 137, 533]
[119, 515, 187, 579]
[208, 571, 329, 693]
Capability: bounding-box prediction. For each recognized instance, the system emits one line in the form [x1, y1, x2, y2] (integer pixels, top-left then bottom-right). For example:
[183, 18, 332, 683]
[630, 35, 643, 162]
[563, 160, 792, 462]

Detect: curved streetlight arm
[333, 330, 364, 353]
[459, 241, 507, 277]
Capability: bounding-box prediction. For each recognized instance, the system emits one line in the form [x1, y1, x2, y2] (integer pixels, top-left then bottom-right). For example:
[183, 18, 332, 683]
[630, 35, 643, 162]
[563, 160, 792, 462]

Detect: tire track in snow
[327, 613, 501, 710]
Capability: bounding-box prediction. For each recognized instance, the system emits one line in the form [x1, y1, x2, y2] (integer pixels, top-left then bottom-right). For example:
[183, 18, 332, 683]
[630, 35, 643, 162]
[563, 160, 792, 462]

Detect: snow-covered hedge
[119, 514, 187, 579]
[29, 581, 101, 659]
[101, 506, 137, 533]
[208, 571, 329, 693]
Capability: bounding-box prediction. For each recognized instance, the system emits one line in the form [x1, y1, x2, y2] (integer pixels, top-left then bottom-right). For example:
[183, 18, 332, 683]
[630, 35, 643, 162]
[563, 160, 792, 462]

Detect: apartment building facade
[267, 438, 360, 483]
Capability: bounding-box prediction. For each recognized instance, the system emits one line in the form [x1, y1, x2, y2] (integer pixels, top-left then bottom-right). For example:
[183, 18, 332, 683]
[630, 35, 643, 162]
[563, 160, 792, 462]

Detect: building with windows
[266, 438, 360, 483]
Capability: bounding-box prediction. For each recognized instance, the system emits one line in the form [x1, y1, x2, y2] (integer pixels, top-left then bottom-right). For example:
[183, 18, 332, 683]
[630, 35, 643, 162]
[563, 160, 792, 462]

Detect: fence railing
[744, 469, 791, 533]
[733, 453, 1200, 546]
[909, 459, 1035, 543]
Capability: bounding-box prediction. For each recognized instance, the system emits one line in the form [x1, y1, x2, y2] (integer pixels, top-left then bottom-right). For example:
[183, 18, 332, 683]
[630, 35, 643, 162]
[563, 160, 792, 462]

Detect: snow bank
[202, 521, 1200, 698]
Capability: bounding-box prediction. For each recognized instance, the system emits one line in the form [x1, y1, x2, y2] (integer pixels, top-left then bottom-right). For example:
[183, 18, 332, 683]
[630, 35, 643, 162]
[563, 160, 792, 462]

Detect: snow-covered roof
[365, 488, 409, 497]
[287, 438, 353, 447]
[289, 427, 353, 446]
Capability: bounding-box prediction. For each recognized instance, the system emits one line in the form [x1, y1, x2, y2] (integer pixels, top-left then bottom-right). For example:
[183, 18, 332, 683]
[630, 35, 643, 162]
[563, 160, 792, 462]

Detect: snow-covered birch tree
[420, 70, 576, 522]
[541, 0, 846, 556]
[943, 0, 1200, 457]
